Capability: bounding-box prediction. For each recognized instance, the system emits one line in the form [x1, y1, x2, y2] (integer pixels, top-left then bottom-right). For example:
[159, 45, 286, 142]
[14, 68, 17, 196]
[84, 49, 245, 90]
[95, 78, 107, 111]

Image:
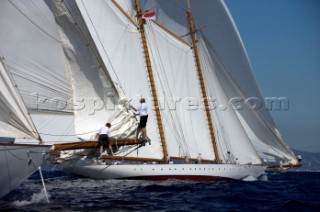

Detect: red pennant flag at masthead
[143, 11, 156, 20]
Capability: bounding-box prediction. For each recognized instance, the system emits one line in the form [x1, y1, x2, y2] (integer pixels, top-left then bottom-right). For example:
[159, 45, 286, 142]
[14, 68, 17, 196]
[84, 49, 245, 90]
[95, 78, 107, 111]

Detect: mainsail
[143, 0, 298, 165]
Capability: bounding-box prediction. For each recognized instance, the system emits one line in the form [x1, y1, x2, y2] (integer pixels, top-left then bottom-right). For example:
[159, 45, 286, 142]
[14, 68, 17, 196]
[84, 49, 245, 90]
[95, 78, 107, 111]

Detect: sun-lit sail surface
[143, 0, 297, 165]
[70, 0, 164, 159]
[145, 22, 215, 160]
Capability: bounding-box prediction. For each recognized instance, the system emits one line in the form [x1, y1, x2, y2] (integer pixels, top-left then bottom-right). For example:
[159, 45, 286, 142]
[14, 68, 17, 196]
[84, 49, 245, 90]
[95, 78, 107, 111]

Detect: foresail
[0, 57, 38, 140]
[201, 34, 297, 164]
[45, 0, 134, 142]
[70, 0, 164, 159]
[197, 35, 262, 165]
[0, 0, 72, 113]
[145, 22, 215, 160]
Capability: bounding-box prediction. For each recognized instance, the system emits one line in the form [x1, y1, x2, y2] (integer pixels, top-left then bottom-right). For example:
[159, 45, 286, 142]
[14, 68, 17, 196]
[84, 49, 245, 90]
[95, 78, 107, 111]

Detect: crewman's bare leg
[109, 144, 113, 155]
[100, 146, 103, 155]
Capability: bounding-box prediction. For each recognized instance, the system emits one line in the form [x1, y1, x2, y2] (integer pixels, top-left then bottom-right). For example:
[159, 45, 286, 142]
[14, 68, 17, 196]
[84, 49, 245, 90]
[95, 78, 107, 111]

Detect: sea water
[1, 170, 319, 211]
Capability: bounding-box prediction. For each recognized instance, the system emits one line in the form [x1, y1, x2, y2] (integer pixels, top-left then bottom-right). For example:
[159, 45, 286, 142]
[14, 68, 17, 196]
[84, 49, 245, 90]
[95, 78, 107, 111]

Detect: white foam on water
[259, 174, 269, 181]
[242, 175, 258, 181]
[11, 188, 50, 206]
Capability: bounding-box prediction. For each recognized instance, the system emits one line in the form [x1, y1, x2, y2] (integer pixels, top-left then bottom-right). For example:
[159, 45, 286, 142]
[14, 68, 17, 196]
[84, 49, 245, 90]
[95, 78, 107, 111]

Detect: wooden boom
[51, 138, 145, 157]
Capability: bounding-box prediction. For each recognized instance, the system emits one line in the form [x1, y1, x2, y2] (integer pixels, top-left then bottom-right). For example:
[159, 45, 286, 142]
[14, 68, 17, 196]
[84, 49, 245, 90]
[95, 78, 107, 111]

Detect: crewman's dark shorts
[139, 115, 148, 128]
[98, 134, 109, 147]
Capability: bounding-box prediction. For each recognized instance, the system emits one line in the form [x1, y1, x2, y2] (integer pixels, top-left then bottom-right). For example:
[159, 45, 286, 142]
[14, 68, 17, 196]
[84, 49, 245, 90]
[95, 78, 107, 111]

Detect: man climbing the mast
[98, 123, 113, 156]
[131, 98, 150, 144]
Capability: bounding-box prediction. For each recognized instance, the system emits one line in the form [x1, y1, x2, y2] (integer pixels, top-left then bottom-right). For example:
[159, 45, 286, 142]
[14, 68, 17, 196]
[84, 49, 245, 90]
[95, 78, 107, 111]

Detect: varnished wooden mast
[135, 0, 168, 158]
[186, 0, 220, 163]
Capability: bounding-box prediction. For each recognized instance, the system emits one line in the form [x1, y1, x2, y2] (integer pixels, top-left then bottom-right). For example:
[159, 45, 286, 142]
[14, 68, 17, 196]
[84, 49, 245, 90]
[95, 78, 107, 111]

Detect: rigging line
[147, 23, 190, 155]
[57, 120, 75, 141]
[37, 130, 97, 136]
[79, 0, 126, 91]
[32, 0, 54, 28]
[166, 0, 187, 12]
[8, 0, 60, 43]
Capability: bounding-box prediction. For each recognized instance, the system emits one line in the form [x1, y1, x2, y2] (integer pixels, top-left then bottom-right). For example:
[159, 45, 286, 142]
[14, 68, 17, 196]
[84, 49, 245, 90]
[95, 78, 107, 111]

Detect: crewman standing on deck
[131, 98, 150, 143]
[98, 123, 113, 156]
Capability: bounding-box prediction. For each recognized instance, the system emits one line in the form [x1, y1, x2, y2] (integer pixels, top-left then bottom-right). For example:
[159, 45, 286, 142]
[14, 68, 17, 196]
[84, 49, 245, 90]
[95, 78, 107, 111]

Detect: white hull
[64, 163, 266, 181]
[0, 144, 50, 198]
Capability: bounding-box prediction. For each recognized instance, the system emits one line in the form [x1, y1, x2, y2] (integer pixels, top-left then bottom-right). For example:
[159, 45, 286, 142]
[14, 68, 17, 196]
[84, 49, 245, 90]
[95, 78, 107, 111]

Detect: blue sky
[225, 0, 320, 152]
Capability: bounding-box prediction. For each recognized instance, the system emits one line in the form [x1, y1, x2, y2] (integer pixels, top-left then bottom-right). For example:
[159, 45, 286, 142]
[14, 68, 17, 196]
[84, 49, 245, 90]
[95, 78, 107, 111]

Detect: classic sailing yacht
[0, 0, 299, 186]
[46, 0, 299, 180]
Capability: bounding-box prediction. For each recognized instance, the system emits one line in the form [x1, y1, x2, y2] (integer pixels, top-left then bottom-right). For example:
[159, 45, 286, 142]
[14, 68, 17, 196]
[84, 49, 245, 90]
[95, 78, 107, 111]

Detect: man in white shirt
[131, 98, 149, 142]
[98, 123, 113, 156]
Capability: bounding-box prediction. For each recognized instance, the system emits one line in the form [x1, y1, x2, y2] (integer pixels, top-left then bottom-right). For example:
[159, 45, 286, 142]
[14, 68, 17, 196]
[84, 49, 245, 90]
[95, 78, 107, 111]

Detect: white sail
[197, 34, 261, 165]
[0, 0, 72, 113]
[200, 33, 297, 164]
[46, 0, 138, 143]
[70, 0, 164, 159]
[190, 1, 297, 165]
[143, 0, 297, 164]
[144, 22, 215, 160]
[0, 56, 38, 140]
